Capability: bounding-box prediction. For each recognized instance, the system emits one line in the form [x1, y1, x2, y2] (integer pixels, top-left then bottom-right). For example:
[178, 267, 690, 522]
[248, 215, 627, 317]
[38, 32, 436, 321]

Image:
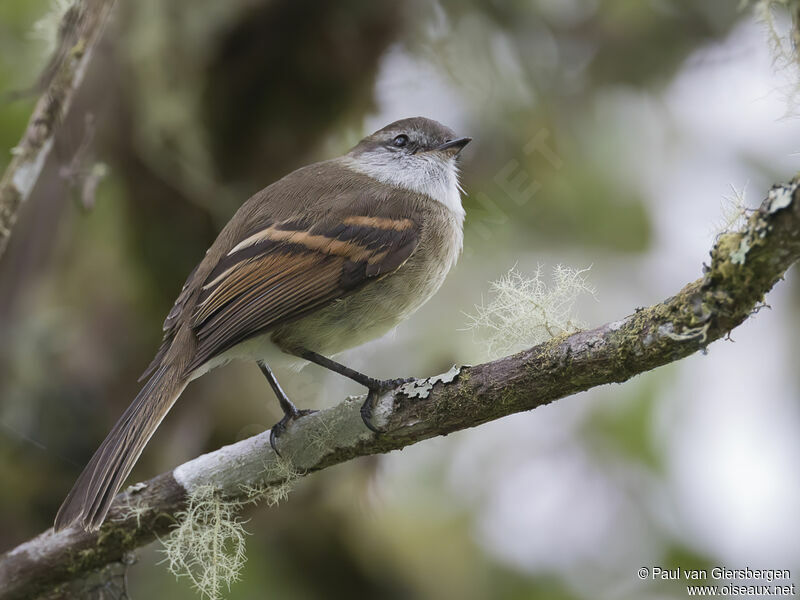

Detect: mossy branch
[1, 178, 800, 599]
[0, 0, 116, 261]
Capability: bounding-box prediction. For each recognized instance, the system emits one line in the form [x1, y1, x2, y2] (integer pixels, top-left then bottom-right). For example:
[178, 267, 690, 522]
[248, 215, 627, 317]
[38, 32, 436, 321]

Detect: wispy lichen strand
[465, 265, 596, 358]
[161, 485, 248, 600]
[161, 457, 300, 599]
[750, 0, 800, 112]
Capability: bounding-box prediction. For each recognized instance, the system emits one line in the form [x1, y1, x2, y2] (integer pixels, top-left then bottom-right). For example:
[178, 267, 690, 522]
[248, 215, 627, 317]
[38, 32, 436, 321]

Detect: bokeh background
[1, 1, 800, 598]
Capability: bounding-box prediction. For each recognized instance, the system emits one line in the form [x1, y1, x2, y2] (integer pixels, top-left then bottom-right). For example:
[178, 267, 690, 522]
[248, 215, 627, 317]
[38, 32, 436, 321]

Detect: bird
[54, 116, 471, 532]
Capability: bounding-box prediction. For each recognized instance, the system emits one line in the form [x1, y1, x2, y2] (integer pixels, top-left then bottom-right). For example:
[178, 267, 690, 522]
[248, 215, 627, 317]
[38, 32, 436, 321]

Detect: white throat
[341, 151, 466, 219]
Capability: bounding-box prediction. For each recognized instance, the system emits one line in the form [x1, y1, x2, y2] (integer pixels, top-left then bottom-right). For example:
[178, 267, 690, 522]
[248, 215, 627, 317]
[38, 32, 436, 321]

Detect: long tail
[54, 364, 187, 532]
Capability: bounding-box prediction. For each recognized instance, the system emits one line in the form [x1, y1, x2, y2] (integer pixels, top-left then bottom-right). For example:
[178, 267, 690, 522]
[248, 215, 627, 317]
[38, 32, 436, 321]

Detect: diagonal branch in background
[1, 177, 799, 599]
[0, 0, 116, 261]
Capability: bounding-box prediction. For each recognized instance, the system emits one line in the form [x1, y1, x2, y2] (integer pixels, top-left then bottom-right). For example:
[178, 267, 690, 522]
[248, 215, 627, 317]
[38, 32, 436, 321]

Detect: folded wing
[187, 212, 420, 371]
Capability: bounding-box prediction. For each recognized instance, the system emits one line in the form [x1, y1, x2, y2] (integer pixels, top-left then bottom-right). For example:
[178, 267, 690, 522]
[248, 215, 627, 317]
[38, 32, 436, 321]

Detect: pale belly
[270, 250, 453, 357]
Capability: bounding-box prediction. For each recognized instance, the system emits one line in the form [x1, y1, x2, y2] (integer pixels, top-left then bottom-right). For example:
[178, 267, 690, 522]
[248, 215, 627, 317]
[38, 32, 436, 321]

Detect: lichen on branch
[465, 264, 596, 358]
[160, 457, 300, 600]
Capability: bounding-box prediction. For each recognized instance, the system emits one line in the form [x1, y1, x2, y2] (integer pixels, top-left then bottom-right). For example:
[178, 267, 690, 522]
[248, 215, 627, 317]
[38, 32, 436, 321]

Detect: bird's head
[345, 117, 471, 210]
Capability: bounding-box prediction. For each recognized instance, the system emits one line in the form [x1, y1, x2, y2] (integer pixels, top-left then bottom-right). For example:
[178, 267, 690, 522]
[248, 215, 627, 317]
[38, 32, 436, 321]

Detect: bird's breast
[270, 205, 463, 357]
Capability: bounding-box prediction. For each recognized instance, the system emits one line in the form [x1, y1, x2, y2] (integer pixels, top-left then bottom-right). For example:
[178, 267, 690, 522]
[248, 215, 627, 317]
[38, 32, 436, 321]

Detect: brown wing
[138, 264, 200, 381]
[185, 211, 420, 372]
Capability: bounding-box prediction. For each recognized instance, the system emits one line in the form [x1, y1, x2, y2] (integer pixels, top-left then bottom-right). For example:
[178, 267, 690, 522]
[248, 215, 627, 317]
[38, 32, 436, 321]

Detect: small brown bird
[54, 117, 470, 532]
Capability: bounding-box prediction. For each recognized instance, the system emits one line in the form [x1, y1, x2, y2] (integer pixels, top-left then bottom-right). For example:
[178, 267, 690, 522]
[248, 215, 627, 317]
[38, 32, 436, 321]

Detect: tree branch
[1, 178, 799, 599]
[0, 0, 115, 261]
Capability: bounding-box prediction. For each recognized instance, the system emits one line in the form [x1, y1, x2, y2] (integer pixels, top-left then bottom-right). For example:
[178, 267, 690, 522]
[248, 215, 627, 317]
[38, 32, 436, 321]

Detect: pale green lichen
[126, 482, 148, 493]
[306, 413, 337, 453]
[162, 458, 300, 599]
[240, 456, 301, 508]
[662, 322, 710, 344]
[721, 181, 797, 267]
[399, 365, 463, 399]
[465, 265, 596, 359]
[749, 0, 800, 112]
[767, 183, 796, 212]
[730, 237, 752, 265]
[161, 485, 248, 600]
[29, 0, 75, 56]
[112, 497, 150, 529]
[751, 0, 800, 62]
[714, 183, 751, 237]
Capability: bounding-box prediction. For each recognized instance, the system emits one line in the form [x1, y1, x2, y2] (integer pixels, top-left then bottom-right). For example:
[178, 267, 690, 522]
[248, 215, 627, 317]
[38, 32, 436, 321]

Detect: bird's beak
[432, 137, 472, 156]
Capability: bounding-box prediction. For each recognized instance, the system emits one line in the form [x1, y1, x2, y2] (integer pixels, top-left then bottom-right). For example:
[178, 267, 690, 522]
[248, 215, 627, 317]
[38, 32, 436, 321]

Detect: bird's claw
[269, 409, 317, 456]
[360, 377, 415, 433]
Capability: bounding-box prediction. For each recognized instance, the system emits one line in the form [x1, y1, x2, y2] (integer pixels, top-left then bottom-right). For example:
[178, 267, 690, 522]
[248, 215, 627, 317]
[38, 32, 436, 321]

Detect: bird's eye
[392, 134, 409, 148]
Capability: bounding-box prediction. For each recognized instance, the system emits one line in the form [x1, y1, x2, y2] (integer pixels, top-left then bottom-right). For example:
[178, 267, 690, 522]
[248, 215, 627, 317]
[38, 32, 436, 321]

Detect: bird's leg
[297, 349, 413, 433]
[257, 361, 315, 455]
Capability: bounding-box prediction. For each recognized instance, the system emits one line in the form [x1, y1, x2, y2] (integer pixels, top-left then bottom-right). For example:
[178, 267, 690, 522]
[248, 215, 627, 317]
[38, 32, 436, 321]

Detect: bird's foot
[360, 377, 415, 433]
[269, 408, 317, 456]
